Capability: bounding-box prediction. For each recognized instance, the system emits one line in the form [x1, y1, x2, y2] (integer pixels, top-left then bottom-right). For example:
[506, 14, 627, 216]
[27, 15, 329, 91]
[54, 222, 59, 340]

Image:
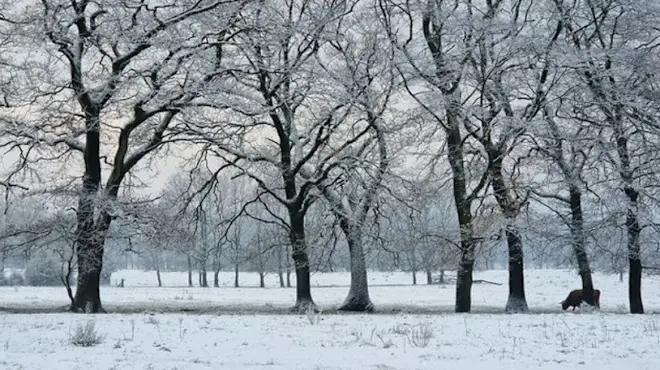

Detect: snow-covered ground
[2, 269, 660, 369]
[1, 269, 657, 313]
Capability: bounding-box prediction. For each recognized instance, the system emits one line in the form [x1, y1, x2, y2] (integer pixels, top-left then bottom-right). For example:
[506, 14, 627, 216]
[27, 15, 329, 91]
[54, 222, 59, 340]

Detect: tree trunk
[70, 111, 107, 314]
[259, 271, 265, 288]
[213, 247, 222, 288]
[200, 264, 208, 288]
[439, 269, 445, 284]
[338, 219, 374, 312]
[187, 256, 193, 287]
[455, 255, 474, 313]
[569, 186, 596, 306]
[289, 209, 315, 312]
[155, 258, 162, 288]
[489, 154, 528, 313]
[426, 269, 433, 285]
[71, 239, 105, 313]
[286, 268, 292, 288]
[626, 192, 643, 314]
[278, 246, 285, 288]
[447, 107, 477, 313]
[62, 255, 75, 307]
[234, 262, 239, 288]
[613, 118, 644, 314]
[410, 245, 417, 285]
[504, 226, 528, 313]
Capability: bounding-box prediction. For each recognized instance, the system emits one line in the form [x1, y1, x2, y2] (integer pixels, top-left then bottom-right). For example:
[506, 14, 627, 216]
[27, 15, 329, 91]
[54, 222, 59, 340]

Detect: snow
[2, 269, 660, 369]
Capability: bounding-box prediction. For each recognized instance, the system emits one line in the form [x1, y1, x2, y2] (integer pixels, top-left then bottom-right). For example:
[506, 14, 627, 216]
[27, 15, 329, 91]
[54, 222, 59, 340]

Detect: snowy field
[2, 269, 660, 369]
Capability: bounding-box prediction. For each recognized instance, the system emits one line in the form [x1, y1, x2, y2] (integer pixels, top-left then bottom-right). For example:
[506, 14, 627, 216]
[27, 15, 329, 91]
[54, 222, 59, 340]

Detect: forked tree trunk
[569, 186, 596, 306]
[489, 154, 528, 313]
[338, 219, 374, 312]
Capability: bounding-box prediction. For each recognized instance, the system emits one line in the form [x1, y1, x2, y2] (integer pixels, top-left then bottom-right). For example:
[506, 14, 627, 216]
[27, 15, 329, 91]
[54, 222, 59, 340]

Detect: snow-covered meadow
[2, 269, 660, 369]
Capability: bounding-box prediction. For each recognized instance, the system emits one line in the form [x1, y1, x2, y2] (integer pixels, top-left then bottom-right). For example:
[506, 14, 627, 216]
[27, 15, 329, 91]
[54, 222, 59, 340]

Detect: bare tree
[380, 0, 493, 312]
[553, 0, 660, 313]
[184, 0, 377, 312]
[304, 3, 398, 312]
[0, 0, 246, 312]
[529, 106, 602, 307]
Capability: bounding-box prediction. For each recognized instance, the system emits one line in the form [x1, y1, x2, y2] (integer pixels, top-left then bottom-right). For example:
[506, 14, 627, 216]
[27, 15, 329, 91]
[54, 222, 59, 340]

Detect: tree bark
[286, 244, 292, 288]
[200, 264, 208, 287]
[455, 256, 474, 313]
[626, 188, 643, 314]
[447, 106, 477, 313]
[568, 186, 596, 306]
[212, 252, 220, 288]
[71, 239, 105, 313]
[70, 111, 107, 314]
[234, 262, 239, 288]
[155, 256, 162, 288]
[338, 219, 374, 312]
[288, 209, 315, 312]
[278, 246, 285, 288]
[489, 153, 528, 313]
[613, 114, 644, 314]
[410, 244, 417, 285]
[504, 226, 528, 312]
[187, 256, 193, 287]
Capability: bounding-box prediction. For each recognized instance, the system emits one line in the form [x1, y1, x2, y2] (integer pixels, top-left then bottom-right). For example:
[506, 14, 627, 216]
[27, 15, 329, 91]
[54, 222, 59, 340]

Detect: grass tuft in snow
[306, 305, 322, 325]
[70, 321, 106, 347]
[408, 322, 434, 348]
